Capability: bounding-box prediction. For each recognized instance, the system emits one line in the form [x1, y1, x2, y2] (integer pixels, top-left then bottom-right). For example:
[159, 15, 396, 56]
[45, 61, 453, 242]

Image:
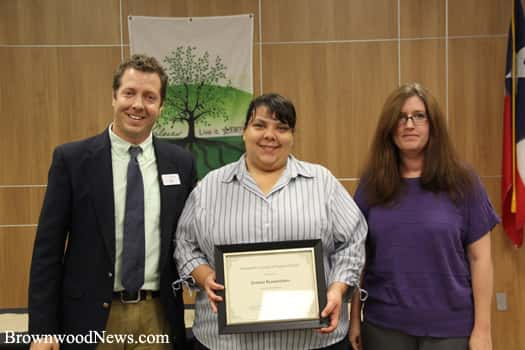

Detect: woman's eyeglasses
[398, 112, 428, 126]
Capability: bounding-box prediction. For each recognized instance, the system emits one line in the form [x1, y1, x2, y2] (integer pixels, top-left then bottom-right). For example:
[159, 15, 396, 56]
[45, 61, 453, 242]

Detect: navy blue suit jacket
[28, 130, 196, 349]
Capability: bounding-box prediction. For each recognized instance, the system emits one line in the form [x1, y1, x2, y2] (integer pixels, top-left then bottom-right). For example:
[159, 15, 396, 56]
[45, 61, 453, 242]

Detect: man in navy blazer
[28, 54, 196, 349]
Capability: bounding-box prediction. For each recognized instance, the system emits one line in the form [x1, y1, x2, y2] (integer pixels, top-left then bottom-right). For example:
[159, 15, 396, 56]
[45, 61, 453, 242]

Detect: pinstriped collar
[222, 154, 314, 183]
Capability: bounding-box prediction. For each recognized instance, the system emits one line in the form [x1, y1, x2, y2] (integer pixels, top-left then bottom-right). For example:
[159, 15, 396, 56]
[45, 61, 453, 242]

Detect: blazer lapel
[154, 138, 184, 270]
[88, 130, 116, 264]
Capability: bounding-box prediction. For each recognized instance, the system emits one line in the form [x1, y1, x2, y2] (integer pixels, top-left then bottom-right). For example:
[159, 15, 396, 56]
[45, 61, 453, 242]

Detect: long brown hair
[361, 82, 474, 206]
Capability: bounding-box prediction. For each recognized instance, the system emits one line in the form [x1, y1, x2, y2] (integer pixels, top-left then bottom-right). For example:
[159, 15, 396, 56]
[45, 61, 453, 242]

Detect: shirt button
[108, 272, 113, 278]
[102, 302, 110, 309]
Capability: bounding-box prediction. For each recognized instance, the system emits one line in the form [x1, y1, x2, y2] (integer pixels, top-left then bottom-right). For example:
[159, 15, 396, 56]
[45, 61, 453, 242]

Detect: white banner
[128, 15, 253, 176]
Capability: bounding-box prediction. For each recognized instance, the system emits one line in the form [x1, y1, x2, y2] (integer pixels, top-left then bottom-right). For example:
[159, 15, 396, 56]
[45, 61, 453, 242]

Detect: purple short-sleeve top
[354, 177, 499, 337]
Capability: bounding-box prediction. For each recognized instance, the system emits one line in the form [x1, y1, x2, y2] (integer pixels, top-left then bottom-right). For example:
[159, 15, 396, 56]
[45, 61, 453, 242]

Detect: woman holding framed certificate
[175, 93, 367, 349]
[349, 83, 499, 350]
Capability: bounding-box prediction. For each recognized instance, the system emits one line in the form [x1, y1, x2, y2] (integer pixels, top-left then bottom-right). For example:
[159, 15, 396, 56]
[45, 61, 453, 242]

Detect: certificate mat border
[223, 248, 318, 325]
[214, 239, 328, 334]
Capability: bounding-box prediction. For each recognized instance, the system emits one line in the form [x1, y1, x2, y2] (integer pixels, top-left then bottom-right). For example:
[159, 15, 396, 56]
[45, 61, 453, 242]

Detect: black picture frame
[214, 239, 328, 334]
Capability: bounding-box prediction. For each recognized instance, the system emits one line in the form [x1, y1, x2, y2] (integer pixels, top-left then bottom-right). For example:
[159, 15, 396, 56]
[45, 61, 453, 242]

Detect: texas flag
[502, 0, 525, 247]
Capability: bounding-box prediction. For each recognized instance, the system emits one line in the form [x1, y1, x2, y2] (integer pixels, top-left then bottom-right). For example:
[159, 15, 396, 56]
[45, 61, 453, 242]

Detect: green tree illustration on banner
[154, 46, 251, 178]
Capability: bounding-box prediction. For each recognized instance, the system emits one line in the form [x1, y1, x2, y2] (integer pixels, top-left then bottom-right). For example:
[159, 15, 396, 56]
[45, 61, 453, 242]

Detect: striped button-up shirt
[175, 155, 367, 349]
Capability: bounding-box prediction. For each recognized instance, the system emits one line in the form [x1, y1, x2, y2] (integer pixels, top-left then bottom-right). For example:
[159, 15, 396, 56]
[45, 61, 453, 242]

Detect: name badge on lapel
[161, 173, 181, 186]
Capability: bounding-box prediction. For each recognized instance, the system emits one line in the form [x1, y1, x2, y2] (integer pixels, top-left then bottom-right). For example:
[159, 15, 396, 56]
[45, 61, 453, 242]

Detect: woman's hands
[468, 233, 493, 350]
[469, 326, 492, 350]
[318, 282, 348, 334]
[349, 317, 362, 350]
[191, 264, 224, 313]
[349, 287, 363, 350]
[202, 270, 224, 313]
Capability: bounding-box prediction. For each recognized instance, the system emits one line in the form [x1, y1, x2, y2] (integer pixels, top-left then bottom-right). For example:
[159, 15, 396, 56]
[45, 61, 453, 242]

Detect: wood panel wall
[0, 1, 522, 348]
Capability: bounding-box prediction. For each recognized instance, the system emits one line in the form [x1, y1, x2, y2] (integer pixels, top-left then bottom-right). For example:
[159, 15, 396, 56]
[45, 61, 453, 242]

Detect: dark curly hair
[244, 93, 297, 130]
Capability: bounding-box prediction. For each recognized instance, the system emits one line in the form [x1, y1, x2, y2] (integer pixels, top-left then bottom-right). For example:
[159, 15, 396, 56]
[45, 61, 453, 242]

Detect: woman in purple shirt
[349, 83, 499, 350]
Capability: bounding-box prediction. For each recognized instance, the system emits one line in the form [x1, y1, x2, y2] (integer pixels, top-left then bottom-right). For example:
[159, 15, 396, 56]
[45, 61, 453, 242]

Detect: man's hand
[30, 336, 59, 350]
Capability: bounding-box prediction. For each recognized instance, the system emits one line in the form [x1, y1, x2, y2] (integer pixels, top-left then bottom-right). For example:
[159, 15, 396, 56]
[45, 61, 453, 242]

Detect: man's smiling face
[111, 68, 162, 144]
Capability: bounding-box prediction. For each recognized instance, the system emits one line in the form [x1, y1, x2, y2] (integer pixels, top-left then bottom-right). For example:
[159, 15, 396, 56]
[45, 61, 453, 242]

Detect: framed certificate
[214, 239, 328, 334]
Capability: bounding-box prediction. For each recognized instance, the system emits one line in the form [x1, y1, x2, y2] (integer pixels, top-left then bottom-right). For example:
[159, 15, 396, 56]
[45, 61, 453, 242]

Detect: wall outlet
[495, 292, 508, 311]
